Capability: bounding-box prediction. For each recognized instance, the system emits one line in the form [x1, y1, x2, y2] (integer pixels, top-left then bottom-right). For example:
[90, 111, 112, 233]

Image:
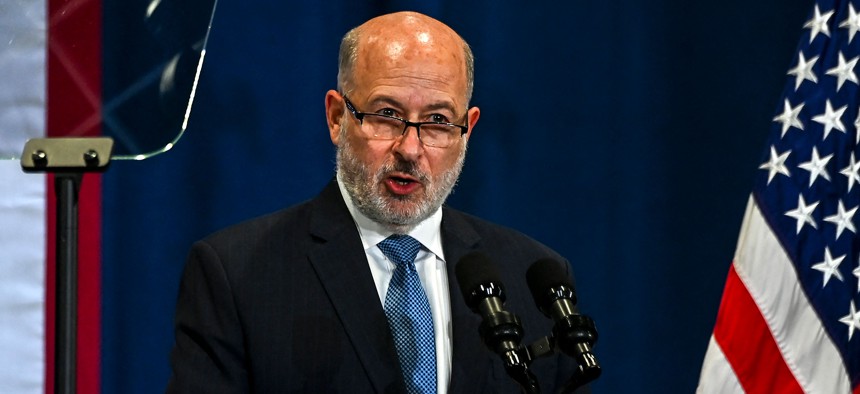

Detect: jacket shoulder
[443, 207, 566, 263]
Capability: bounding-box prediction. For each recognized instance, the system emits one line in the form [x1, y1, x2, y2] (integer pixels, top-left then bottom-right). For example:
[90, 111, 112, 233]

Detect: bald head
[337, 12, 475, 105]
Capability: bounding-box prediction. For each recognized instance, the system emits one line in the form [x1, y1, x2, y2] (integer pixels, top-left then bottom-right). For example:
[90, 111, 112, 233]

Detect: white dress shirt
[336, 176, 452, 394]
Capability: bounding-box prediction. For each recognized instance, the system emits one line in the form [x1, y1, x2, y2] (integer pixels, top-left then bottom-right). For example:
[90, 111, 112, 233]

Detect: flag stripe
[737, 196, 851, 393]
[699, 195, 855, 393]
[697, 336, 743, 394]
[78, 177, 101, 394]
[0, 0, 47, 392]
[714, 264, 802, 394]
[0, 165, 45, 394]
[46, 0, 103, 392]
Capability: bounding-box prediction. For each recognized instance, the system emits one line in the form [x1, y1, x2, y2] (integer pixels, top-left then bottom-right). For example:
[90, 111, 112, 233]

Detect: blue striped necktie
[378, 234, 437, 394]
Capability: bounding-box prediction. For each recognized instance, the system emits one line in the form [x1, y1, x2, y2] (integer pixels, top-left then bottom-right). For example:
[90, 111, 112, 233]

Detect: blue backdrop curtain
[101, 1, 811, 392]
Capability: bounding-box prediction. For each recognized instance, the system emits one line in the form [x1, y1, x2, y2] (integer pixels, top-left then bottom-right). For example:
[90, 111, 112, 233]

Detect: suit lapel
[441, 208, 499, 393]
[306, 181, 403, 393]
[304, 182, 498, 392]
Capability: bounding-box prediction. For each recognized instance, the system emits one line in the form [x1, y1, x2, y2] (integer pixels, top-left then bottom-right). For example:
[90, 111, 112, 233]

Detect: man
[167, 11, 590, 393]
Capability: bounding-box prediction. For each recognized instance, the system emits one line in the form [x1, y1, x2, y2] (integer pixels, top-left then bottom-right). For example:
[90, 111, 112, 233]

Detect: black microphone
[526, 258, 601, 391]
[455, 252, 539, 394]
[455, 252, 524, 356]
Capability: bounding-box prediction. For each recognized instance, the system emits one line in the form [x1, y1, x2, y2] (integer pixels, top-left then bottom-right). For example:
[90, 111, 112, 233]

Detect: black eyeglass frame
[342, 96, 469, 147]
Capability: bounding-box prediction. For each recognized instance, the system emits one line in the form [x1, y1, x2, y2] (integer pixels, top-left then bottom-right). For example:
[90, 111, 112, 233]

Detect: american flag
[697, 0, 860, 393]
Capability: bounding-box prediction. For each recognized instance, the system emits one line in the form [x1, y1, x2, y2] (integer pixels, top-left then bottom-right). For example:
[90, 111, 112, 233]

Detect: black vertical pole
[55, 173, 80, 394]
[20, 138, 113, 394]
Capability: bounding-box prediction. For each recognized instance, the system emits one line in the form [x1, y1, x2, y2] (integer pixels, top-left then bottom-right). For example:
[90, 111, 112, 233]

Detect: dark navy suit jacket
[167, 180, 590, 393]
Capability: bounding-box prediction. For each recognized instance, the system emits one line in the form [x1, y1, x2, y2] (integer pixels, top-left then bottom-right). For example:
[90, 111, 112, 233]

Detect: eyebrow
[367, 95, 459, 116]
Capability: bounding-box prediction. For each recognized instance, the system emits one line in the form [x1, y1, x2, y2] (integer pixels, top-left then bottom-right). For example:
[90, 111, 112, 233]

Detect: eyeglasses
[343, 96, 468, 148]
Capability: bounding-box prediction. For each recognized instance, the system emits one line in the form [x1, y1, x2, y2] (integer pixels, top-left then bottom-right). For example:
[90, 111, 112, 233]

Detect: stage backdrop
[100, 1, 811, 393]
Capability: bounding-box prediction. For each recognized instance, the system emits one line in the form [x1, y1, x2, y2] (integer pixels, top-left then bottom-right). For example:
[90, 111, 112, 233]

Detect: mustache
[379, 159, 429, 183]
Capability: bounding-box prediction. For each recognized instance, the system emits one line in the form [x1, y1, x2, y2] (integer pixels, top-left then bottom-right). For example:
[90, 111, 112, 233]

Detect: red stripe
[713, 264, 803, 394]
[47, 0, 102, 393]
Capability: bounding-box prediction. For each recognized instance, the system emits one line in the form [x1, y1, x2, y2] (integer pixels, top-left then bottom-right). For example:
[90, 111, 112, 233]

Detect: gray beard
[336, 125, 466, 233]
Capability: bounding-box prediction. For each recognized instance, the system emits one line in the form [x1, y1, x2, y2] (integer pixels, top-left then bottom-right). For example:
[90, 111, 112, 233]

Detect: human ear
[325, 90, 345, 145]
[464, 106, 480, 140]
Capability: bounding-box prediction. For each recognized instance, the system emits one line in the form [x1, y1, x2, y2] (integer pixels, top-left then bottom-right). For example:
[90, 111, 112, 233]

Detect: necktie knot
[378, 234, 422, 268]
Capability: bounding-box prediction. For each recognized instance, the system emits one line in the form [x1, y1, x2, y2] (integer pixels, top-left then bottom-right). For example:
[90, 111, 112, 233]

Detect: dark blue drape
[101, 1, 811, 392]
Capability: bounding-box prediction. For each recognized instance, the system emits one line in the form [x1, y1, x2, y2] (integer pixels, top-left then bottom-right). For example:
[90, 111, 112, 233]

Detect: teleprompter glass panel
[0, 0, 217, 161]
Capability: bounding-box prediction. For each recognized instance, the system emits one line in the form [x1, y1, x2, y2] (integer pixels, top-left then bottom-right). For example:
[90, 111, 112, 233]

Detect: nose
[393, 125, 423, 160]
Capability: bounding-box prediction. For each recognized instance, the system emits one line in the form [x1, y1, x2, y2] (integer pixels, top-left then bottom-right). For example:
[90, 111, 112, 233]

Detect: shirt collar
[336, 175, 445, 260]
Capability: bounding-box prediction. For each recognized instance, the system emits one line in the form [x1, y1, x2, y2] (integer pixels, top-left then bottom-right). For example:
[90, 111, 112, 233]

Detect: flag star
[824, 200, 857, 239]
[840, 3, 860, 44]
[798, 147, 833, 186]
[759, 146, 792, 184]
[811, 247, 845, 287]
[804, 5, 834, 43]
[812, 99, 848, 140]
[855, 107, 860, 145]
[854, 262, 860, 293]
[838, 300, 860, 340]
[841, 152, 860, 192]
[787, 52, 819, 90]
[773, 99, 805, 138]
[785, 194, 818, 234]
[825, 52, 860, 91]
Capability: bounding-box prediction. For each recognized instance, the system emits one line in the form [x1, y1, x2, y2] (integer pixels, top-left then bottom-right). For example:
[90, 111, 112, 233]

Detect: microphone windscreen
[455, 252, 503, 300]
[526, 258, 574, 304]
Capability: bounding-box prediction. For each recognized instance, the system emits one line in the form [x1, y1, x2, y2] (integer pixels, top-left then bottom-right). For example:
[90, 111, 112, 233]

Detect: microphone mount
[463, 282, 540, 394]
[538, 284, 601, 390]
[457, 253, 601, 393]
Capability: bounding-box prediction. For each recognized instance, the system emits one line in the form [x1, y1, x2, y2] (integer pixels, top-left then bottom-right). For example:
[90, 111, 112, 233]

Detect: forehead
[350, 19, 468, 103]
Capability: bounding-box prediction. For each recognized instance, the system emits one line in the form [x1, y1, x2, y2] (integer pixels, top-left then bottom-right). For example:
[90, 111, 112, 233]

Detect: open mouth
[385, 173, 421, 195]
[390, 175, 415, 185]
